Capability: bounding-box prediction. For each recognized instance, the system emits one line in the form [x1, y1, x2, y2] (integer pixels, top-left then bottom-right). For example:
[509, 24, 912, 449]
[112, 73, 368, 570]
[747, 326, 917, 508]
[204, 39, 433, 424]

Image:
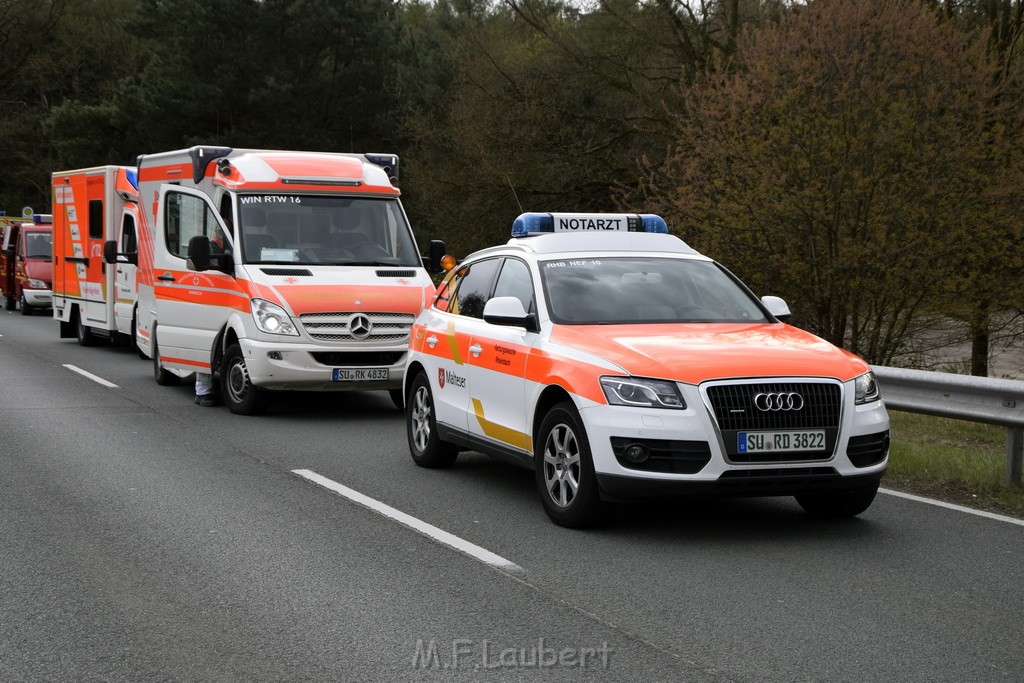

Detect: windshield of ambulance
[23, 231, 52, 259]
[236, 195, 419, 267]
[540, 256, 770, 324]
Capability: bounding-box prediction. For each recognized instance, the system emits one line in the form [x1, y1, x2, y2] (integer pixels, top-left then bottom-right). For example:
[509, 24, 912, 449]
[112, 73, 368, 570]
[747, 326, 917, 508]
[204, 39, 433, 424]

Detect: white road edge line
[62, 364, 119, 388]
[293, 469, 524, 573]
[880, 487, 1024, 528]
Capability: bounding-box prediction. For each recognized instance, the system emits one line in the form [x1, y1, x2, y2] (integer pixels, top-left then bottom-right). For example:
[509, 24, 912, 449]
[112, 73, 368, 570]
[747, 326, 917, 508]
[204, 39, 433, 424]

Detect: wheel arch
[405, 359, 427, 399]
[532, 384, 576, 449]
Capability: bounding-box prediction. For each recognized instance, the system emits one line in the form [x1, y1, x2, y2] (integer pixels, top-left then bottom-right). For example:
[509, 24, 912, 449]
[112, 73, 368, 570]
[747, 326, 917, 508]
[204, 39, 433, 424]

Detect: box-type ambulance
[52, 166, 141, 346]
[1, 214, 53, 314]
[126, 146, 444, 415]
[404, 213, 889, 527]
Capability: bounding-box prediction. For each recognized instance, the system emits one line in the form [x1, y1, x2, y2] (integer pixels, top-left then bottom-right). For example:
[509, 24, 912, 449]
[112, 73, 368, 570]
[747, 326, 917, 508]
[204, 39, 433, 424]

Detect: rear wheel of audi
[795, 482, 879, 518]
[535, 401, 606, 528]
[221, 343, 267, 415]
[407, 372, 457, 468]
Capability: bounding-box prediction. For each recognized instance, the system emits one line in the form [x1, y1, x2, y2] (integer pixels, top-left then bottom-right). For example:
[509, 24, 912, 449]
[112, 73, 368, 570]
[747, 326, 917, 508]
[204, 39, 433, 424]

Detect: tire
[220, 343, 267, 415]
[406, 372, 457, 468]
[19, 292, 32, 316]
[152, 328, 179, 386]
[795, 482, 879, 518]
[535, 401, 606, 528]
[75, 309, 97, 345]
[388, 388, 405, 411]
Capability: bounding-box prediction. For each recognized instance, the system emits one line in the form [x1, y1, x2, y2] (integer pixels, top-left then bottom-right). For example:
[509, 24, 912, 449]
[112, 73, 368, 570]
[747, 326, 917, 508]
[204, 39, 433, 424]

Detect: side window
[165, 192, 220, 259]
[433, 274, 455, 313]
[88, 200, 103, 239]
[120, 214, 137, 254]
[451, 258, 500, 319]
[492, 258, 535, 314]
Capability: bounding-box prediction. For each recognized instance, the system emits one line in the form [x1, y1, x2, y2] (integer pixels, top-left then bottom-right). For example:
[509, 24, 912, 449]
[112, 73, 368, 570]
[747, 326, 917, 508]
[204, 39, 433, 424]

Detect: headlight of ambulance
[600, 376, 686, 409]
[27, 279, 47, 289]
[250, 299, 298, 336]
[854, 371, 880, 404]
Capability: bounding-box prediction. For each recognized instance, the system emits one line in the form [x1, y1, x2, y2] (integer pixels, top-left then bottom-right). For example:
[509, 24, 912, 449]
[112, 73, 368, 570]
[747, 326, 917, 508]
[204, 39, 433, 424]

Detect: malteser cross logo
[438, 367, 446, 389]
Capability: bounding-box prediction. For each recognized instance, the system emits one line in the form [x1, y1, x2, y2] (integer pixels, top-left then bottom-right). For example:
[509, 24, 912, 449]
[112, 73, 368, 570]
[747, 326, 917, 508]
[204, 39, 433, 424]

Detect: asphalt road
[2, 308, 1022, 681]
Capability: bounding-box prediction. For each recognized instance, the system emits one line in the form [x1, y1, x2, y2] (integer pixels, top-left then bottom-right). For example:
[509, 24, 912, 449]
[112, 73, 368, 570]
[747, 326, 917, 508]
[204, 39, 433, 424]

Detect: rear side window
[89, 200, 103, 239]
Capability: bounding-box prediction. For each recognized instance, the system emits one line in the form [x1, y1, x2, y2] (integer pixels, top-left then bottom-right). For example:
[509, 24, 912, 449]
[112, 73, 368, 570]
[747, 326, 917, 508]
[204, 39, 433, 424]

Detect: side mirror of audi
[762, 295, 792, 323]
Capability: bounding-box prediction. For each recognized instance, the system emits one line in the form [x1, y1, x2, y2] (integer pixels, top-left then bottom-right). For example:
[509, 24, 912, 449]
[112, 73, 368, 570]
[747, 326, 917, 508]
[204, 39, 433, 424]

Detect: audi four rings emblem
[349, 314, 372, 339]
[753, 392, 804, 411]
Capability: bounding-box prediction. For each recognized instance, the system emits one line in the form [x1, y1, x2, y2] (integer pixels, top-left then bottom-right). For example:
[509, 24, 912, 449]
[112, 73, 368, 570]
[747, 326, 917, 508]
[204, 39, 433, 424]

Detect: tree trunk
[970, 300, 990, 376]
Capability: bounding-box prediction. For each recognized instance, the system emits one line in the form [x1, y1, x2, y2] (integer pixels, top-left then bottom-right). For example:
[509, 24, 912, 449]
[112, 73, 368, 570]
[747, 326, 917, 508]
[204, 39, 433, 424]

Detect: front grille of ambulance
[298, 312, 416, 343]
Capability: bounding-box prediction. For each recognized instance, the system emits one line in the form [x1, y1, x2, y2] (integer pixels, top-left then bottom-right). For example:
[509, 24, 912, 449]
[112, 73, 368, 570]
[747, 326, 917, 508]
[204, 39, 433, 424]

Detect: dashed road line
[292, 468, 523, 572]
[63, 364, 119, 388]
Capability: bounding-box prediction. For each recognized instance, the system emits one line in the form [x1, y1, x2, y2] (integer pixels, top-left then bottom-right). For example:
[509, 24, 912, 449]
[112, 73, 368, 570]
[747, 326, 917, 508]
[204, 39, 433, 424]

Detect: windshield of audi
[540, 256, 771, 325]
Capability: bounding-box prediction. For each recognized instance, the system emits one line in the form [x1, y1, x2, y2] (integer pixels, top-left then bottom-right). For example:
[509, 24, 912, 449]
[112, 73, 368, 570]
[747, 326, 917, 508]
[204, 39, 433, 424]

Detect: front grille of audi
[298, 312, 416, 344]
[705, 381, 842, 463]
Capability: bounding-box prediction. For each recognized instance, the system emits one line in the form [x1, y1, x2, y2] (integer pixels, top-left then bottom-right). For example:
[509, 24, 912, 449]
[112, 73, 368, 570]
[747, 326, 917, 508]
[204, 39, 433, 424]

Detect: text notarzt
[411, 638, 612, 670]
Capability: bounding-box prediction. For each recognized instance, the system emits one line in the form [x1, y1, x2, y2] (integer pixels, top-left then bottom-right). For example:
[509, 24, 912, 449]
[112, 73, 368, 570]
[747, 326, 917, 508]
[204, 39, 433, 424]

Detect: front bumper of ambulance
[579, 376, 889, 501]
[238, 336, 407, 391]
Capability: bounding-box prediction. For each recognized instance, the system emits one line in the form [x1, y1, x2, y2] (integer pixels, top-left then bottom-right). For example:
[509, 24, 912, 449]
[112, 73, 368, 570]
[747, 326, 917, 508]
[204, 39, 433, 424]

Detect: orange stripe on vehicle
[138, 163, 190, 181]
[472, 398, 533, 452]
[276, 284, 425, 315]
[163, 356, 210, 369]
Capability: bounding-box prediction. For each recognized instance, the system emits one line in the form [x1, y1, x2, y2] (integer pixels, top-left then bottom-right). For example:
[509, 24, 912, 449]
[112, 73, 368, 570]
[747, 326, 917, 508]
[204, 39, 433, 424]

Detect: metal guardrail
[871, 365, 1024, 484]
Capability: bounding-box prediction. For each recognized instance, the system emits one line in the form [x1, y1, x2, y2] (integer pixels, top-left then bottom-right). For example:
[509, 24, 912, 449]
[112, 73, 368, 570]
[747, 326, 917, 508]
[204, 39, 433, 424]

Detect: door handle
[426, 335, 438, 348]
[469, 343, 483, 357]
[157, 273, 175, 282]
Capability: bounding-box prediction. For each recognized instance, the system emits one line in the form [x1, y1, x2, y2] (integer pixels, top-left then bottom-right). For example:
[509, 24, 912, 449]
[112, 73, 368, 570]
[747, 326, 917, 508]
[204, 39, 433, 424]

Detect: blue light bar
[33, 214, 52, 224]
[511, 212, 669, 238]
[126, 167, 139, 191]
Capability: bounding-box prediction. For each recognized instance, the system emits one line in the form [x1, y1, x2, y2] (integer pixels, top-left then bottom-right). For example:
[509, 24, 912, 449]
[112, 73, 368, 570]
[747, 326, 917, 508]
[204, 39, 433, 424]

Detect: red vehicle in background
[1, 214, 53, 314]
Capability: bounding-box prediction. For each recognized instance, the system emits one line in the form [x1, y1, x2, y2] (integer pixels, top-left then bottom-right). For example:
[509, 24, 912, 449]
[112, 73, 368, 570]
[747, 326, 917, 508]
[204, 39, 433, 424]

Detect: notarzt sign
[552, 214, 633, 232]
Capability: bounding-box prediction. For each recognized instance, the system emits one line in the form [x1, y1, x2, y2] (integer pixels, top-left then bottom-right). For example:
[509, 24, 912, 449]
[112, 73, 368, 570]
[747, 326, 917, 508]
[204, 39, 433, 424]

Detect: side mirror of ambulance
[761, 295, 792, 322]
[483, 296, 538, 332]
[103, 240, 118, 265]
[426, 240, 448, 273]
[187, 235, 211, 272]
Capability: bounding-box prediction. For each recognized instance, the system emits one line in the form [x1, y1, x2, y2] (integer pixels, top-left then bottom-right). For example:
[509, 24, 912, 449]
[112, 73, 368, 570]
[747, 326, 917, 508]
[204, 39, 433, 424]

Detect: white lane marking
[293, 469, 523, 573]
[63, 364, 119, 388]
[880, 487, 1024, 528]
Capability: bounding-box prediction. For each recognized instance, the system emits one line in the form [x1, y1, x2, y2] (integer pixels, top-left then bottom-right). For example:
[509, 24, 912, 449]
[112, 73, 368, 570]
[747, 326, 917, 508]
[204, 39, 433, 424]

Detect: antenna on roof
[506, 174, 524, 214]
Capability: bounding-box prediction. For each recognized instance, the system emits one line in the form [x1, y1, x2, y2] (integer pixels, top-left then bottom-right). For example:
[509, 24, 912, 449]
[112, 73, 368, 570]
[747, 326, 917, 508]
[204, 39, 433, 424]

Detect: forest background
[2, 0, 1023, 376]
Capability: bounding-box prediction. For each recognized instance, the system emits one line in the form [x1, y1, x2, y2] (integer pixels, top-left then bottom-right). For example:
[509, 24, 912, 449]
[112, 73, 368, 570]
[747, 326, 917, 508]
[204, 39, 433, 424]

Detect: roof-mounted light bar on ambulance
[511, 212, 669, 238]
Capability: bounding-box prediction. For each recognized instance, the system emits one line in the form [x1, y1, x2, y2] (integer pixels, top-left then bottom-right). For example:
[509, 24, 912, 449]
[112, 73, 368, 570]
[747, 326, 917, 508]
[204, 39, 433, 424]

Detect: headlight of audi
[250, 299, 298, 336]
[854, 371, 880, 404]
[27, 279, 47, 289]
[600, 376, 686, 409]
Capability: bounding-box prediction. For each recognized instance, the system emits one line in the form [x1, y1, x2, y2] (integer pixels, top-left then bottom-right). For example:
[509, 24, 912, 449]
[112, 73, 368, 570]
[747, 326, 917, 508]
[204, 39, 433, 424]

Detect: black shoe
[194, 394, 218, 407]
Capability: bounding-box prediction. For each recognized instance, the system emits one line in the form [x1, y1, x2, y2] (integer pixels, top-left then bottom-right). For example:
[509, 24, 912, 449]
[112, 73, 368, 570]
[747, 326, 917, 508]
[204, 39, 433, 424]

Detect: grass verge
[885, 410, 1024, 518]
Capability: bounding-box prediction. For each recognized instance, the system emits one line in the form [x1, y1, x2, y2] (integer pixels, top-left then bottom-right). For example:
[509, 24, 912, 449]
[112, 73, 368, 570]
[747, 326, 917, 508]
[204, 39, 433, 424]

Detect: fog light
[623, 443, 650, 463]
[267, 351, 283, 361]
